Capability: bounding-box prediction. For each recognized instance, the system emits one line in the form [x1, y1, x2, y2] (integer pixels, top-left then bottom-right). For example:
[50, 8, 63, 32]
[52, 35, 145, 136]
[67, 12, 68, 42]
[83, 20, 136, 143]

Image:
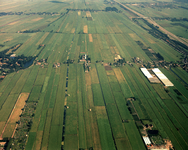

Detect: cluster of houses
[79, 54, 91, 72]
[53, 63, 60, 68]
[35, 59, 48, 68]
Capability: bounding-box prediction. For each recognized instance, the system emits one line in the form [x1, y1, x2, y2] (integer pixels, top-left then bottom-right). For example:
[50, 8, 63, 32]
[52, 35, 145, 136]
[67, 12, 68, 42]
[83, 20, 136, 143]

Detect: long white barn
[140, 68, 153, 79]
[152, 68, 174, 86]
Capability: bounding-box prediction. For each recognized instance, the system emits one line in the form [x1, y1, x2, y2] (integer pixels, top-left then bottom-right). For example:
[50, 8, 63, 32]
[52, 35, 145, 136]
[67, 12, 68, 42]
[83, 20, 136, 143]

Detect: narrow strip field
[0, 93, 29, 139]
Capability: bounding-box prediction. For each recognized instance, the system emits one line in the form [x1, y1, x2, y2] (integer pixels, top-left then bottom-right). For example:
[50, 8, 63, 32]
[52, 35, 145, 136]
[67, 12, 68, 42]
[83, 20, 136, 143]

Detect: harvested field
[12, 93, 29, 116]
[32, 17, 43, 22]
[0, 4, 20, 10]
[128, 33, 140, 41]
[3, 38, 13, 42]
[8, 21, 19, 25]
[106, 70, 115, 76]
[65, 23, 69, 29]
[83, 25, 88, 34]
[89, 34, 93, 42]
[86, 11, 92, 20]
[6, 44, 21, 54]
[0, 1, 17, 7]
[78, 11, 81, 16]
[71, 28, 75, 33]
[0, 93, 29, 138]
[113, 47, 119, 54]
[11, 124, 18, 138]
[113, 68, 125, 83]
[86, 11, 91, 17]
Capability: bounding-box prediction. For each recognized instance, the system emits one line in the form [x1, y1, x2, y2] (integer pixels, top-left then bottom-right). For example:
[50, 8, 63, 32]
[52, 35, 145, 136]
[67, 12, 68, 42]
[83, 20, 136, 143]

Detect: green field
[0, 0, 188, 150]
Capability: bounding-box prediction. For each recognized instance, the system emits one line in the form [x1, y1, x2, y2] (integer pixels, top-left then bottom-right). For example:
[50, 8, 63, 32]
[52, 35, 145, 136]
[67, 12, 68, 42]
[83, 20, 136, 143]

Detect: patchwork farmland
[0, 0, 188, 150]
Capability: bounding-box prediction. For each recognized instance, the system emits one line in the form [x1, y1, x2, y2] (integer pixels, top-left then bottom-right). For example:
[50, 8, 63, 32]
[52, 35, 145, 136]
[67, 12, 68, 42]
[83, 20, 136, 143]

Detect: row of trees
[66, 7, 119, 12]
[0, 11, 60, 16]
[19, 29, 40, 33]
[133, 18, 188, 55]
[105, 7, 118, 12]
[152, 17, 188, 22]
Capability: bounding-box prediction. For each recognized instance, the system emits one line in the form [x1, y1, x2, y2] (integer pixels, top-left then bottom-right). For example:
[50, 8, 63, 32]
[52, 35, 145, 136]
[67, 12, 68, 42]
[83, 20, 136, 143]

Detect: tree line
[0, 11, 61, 16]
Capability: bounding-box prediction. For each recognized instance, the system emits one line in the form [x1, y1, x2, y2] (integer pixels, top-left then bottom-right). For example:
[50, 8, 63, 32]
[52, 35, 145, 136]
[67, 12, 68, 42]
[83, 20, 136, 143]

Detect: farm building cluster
[53, 62, 61, 68]
[79, 53, 91, 72]
[140, 68, 174, 86]
[125, 96, 174, 150]
[35, 59, 48, 68]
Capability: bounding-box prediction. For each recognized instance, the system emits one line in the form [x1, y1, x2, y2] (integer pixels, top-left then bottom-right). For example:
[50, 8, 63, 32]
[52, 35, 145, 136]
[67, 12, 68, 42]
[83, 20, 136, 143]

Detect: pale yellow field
[89, 34, 93, 42]
[0, 93, 29, 138]
[65, 23, 69, 29]
[8, 21, 19, 25]
[9, 93, 29, 124]
[3, 38, 13, 42]
[0, 4, 21, 11]
[106, 70, 115, 76]
[32, 17, 43, 22]
[129, 33, 140, 41]
[33, 131, 43, 150]
[71, 28, 75, 33]
[113, 68, 125, 83]
[86, 11, 91, 17]
[0, 1, 17, 7]
[83, 25, 88, 34]
[113, 46, 120, 54]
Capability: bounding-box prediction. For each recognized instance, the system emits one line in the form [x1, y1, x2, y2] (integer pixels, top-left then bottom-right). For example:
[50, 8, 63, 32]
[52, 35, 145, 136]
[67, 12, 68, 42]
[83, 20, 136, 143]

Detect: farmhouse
[114, 54, 122, 62]
[80, 54, 87, 62]
[53, 63, 61, 68]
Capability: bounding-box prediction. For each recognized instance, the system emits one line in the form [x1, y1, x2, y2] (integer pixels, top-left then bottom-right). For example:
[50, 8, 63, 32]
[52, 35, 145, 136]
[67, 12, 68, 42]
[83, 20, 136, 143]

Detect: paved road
[114, 0, 188, 47]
